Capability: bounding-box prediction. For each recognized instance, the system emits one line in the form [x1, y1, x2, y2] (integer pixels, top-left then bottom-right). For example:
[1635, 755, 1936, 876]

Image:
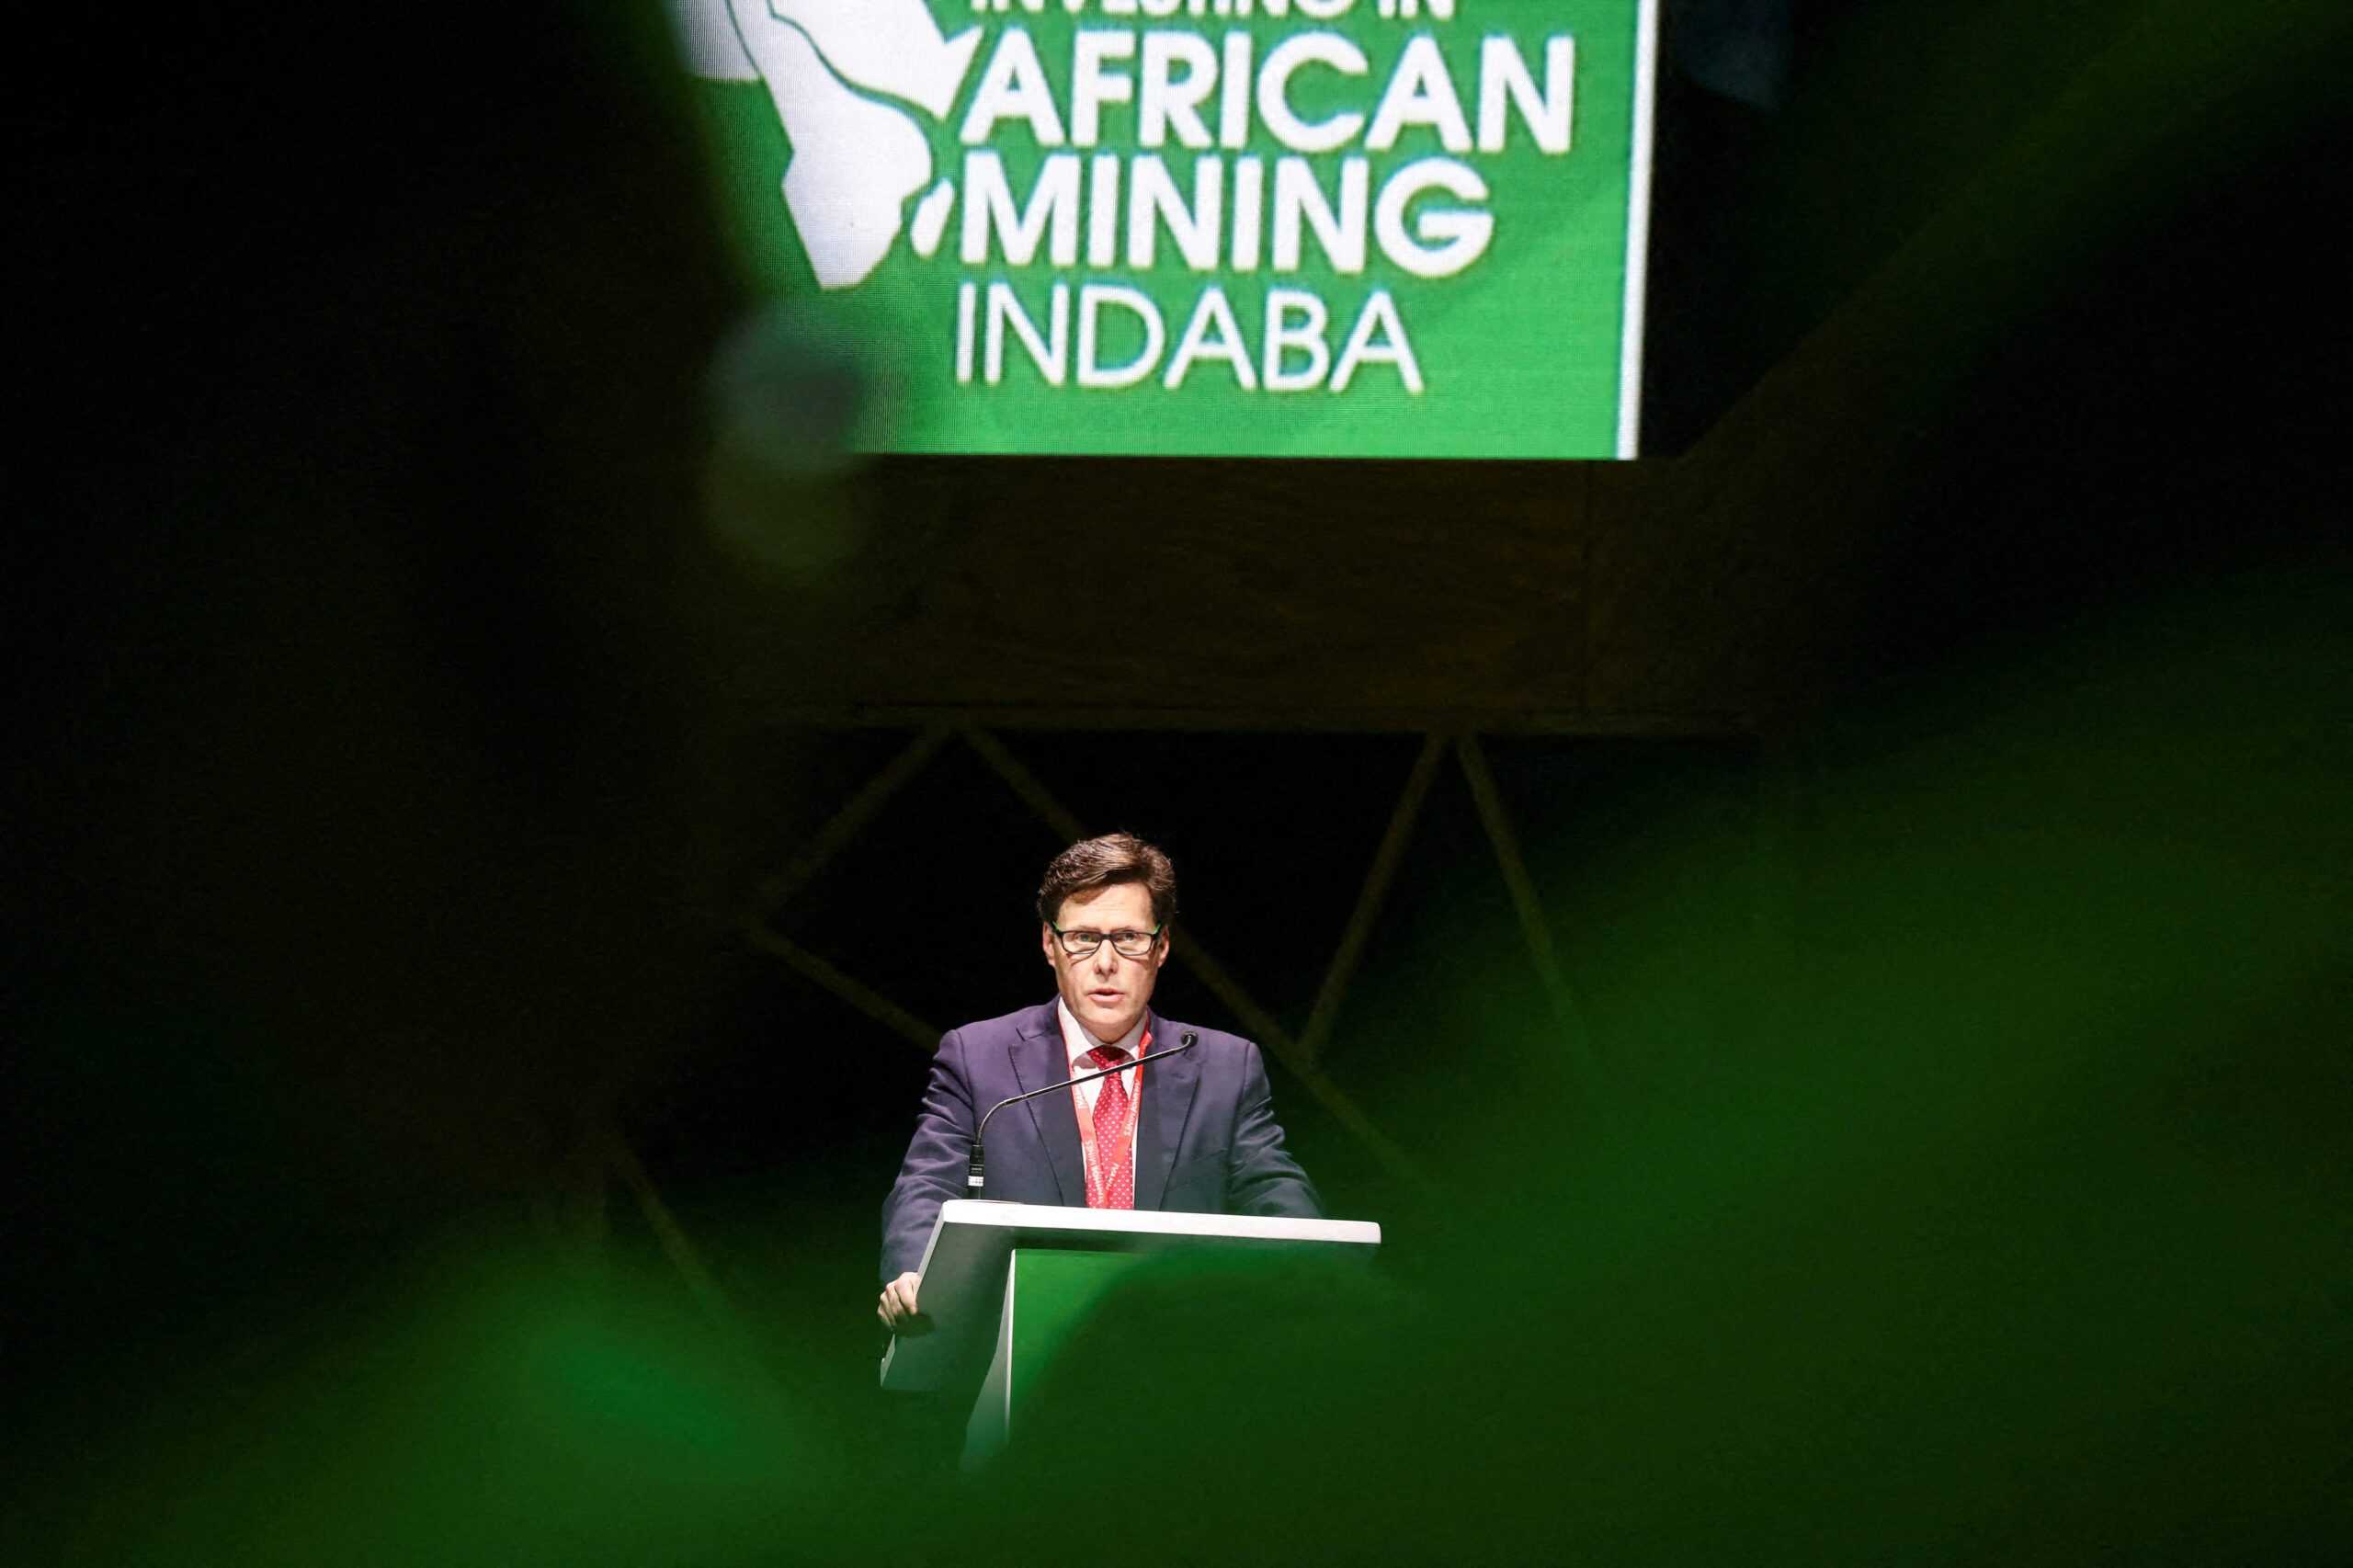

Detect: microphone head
[1180, 1030, 1199, 1050]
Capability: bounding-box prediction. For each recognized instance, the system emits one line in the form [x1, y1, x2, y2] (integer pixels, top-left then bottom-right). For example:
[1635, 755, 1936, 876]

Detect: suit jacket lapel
[1011, 1000, 1086, 1206]
[1131, 1010, 1200, 1211]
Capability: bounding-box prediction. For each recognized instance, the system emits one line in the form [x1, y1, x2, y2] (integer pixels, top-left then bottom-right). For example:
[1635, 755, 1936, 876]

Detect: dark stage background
[8, 2, 2347, 1562]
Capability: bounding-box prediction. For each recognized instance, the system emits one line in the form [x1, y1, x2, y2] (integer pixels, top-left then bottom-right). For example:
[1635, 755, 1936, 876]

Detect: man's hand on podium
[878, 1271, 929, 1335]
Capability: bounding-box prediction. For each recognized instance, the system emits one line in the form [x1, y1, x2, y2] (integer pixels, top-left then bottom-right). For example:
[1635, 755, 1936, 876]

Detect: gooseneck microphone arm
[966, 1031, 1198, 1197]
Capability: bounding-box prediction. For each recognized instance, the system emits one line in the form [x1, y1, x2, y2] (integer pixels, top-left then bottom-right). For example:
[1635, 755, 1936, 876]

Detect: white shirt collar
[1056, 996, 1147, 1070]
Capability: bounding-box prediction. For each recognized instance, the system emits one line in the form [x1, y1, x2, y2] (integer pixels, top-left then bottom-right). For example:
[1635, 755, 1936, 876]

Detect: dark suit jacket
[881, 1000, 1322, 1282]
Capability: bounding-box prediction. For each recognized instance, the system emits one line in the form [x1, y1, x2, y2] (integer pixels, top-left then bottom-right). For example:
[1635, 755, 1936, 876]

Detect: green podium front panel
[1007, 1248, 1140, 1413]
[890, 1200, 1382, 1469]
[967, 1246, 1142, 1466]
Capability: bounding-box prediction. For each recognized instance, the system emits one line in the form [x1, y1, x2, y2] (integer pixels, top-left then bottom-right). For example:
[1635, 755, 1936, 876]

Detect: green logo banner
[670, 1, 1656, 457]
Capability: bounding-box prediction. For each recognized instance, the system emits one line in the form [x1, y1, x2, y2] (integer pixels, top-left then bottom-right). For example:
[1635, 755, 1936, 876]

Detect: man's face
[1042, 881, 1169, 1045]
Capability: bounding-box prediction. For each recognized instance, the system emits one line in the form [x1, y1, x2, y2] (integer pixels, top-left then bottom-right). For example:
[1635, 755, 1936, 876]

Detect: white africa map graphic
[668, 0, 980, 288]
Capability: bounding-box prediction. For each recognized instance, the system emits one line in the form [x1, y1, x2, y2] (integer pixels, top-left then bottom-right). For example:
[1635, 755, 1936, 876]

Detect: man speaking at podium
[879, 833, 1321, 1331]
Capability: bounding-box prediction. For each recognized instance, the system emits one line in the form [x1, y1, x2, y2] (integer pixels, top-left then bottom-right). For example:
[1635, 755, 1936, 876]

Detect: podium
[881, 1200, 1381, 1466]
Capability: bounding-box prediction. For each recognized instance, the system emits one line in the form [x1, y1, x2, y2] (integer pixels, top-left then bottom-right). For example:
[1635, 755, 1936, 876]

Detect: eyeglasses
[1050, 922, 1165, 960]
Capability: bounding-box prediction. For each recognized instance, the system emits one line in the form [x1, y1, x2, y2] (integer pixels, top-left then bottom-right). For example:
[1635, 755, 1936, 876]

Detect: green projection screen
[669, 1, 1656, 458]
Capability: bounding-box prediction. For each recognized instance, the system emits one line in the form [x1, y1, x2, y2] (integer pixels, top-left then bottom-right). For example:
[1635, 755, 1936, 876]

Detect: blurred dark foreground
[11, 561, 2344, 1563]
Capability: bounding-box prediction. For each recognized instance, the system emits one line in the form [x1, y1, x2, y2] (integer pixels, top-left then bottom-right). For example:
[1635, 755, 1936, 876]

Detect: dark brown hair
[1036, 832, 1177, 927]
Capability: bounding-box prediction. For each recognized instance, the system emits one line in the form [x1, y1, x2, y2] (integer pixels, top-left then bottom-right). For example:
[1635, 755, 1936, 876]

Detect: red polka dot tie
[1087, 1045, 1135, 1210]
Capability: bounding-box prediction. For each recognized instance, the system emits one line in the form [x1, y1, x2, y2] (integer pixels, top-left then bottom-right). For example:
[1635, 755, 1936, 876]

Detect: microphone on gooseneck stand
[966, 1030, 1199, 1199]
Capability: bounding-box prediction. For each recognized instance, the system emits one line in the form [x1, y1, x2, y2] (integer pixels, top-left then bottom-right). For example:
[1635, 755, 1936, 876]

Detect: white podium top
[881, 1200, 1381, 1391]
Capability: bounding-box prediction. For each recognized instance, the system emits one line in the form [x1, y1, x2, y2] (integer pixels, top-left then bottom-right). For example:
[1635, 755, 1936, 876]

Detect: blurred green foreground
[14, 570, 2345, 1566]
